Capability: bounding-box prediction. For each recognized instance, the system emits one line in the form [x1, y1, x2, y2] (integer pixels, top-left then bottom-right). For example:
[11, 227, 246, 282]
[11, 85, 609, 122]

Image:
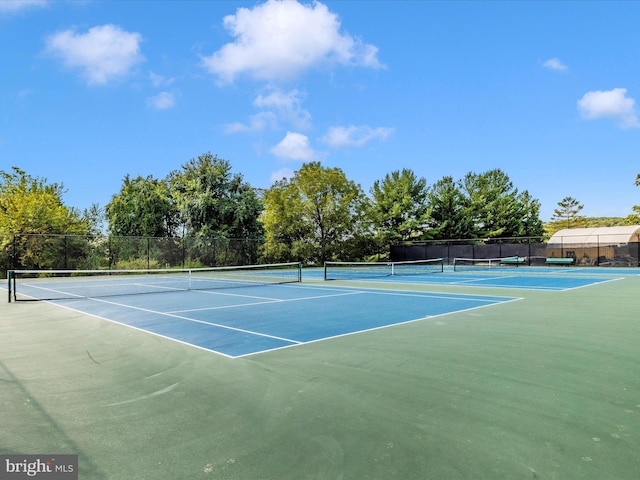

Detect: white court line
[81, 296, 303, 345]
[300, 282, 519, 301]
[167, 290, 366, 314]
[70, 289, 368, 342]
[353, 289, 511, 303]
[234, 296, 524, 358]
[448, 274, 522, 285]
[18, 281, 187, 298]
[13, 283, 524, 359]
[447, 275, 622, 291]
[557, 277, 622, 291]
[26, 300, 240, 359]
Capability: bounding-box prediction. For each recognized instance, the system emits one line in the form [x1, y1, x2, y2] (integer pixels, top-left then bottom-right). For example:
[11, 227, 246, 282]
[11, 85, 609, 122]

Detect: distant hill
[582, 217, 628, 227]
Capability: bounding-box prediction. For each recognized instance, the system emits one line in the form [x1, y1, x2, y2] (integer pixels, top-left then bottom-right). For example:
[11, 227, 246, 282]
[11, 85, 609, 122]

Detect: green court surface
[1, 272, 639, 479]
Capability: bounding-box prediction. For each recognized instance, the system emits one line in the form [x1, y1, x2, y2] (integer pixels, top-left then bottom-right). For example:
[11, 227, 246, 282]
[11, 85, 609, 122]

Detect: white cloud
[225, 89, 311, 133]
[0, 0, 47, 13]
[45, 24, 144, 85]
[147, 91, 175, 110]
[224, 112, 278, 133]
[148, 71, 175, 88]
[322, 125, 394, 147]
[542, 57, 568, 71]
[254, 89, 311, 130]
[577, 88, 640, 129]
[223, 122, 251, 134]
[201, 0, 383, 83]
[270, 132, 319, 161]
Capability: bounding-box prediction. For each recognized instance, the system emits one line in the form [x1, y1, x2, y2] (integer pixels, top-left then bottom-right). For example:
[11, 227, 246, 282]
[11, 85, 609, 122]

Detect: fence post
[7, 270, 12, 303]
[64, 235, 68, 270]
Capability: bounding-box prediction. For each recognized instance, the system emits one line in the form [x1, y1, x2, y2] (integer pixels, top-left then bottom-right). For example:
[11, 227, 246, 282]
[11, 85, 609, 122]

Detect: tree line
[105, 154, 547, 263]
[2, 155, 640, 267]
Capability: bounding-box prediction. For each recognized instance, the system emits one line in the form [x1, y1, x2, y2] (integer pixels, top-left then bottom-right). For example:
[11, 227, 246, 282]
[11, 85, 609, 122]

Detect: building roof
[548, 226, 640, 246]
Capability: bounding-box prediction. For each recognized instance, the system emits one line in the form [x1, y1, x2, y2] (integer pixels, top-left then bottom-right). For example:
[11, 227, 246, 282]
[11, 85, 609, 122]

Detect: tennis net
[452, 256, 526, 272]
[324, 258, 444, 280]
[7, 262, 302, 302]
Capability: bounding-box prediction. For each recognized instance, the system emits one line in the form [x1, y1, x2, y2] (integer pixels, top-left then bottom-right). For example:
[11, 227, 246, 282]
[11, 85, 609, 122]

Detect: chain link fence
[3, 231, 639, 279]
[391, 233, 640, 267]
[546, 231, 640, 267]
[0, 233, 264, 278]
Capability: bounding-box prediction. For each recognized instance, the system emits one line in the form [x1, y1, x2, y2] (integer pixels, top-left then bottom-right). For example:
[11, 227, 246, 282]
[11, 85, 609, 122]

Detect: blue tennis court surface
[344, 272, 618, 290]
[42, 284, 518, 358]
[315, 267, 621, 290]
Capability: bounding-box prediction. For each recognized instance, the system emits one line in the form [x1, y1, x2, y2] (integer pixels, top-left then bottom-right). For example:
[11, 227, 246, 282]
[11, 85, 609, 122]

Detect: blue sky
[1, 0, 640, 221]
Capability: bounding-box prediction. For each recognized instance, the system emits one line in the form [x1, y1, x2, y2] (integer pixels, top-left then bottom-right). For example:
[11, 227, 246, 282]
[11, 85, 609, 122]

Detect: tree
[551, 196, 585, 229]
[369, 169, 430, 244]
[517, 190, 545, 237]
[261, 162, 368, 264]
[425, 176, 474, 240]
[106, 174, 177, 237]
[0, 167, 87, 235]
[625, 173, 640, 225]
[82, 203, 106, 236]
[168, 153, 263, 266]
[0, 167, 88, 269]
[460, 169, 536, 238]
[168, 153, 263, 240]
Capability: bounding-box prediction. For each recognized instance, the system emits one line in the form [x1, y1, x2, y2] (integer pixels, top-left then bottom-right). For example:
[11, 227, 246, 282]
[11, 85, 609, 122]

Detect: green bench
[545, 257, 574, 266]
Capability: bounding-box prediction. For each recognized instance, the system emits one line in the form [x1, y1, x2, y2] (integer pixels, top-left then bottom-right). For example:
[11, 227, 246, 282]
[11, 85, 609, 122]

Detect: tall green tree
[369, 169, 430, 243]
[82, 203, 106, 236]
[551, 196, 585, 230]
[517, 190, 545, 237]
[0, 167, 88, 269]
[261, 162, 368, 264]
[460, 169, 527, 238]
[168, 153, 263, 239]
[425, 176, 474, 240]
[0, 167, 87, 235]
[106, 174, 177, 237]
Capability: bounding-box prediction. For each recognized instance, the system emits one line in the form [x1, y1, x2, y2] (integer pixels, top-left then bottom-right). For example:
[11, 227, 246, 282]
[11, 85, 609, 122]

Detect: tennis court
[321, 259, 625, 291]
[1, 262, 639, 479]
[4, 265, 519, 357]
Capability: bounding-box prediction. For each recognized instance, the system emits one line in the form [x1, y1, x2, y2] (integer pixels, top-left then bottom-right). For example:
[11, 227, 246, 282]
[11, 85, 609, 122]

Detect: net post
[7, 270, 13, 303]
[323, 262, 328, 281]
[298, 262, 302, 283]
